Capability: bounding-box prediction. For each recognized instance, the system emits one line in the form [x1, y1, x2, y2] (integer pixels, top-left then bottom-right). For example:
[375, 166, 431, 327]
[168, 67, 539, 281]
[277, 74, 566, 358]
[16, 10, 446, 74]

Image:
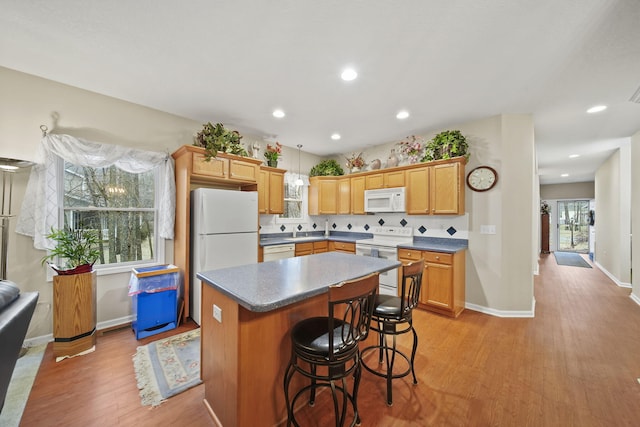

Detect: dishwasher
[263, 243, 295, 261]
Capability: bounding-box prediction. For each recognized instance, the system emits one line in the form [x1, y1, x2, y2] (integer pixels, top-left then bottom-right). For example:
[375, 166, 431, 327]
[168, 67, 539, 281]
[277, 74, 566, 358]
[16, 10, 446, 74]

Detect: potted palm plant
[41, 227, 101, 275]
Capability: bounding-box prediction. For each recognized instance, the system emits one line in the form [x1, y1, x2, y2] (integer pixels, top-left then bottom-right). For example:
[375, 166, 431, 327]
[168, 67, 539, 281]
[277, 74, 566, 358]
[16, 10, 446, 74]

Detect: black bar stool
[283, 273, 379, 427]
[361, 259, 424, 406]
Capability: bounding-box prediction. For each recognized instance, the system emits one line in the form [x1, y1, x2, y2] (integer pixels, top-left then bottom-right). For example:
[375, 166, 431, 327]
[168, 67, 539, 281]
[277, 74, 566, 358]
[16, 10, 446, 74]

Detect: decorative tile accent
[418, 225, 427, 234]
[312, 223, 317, 229]
[280, 225, 286, 232]
[296, 224, 302, 231]
[347, 224, 352, 230]
[332, 223, 337, 229]
[400, 218, 407, 227]
[364, 224, 370, 231]
[447, 226, 457, 236]
[378, 219, 385, 226]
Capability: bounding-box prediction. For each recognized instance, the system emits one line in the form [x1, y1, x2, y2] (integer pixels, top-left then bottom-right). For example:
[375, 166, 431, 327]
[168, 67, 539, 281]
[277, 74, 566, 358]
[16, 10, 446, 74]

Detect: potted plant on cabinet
[41, 226, 100, 358]
[264, 142, 283, 167]
[309, 159, 345, 176]
[41, 227, 101, 275]
[193, 122, 248, 161]
[422, 130, 470, 162]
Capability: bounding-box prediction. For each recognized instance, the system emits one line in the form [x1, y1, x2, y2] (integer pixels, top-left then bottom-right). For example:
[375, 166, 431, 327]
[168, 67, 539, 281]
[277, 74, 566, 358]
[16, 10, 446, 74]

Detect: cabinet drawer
[423, 251, 453, 264]
[398, 248, 422, 261]
[296, 242, 313, 256]
[330, 241, 355, 253]
[313, 241, 328, 251]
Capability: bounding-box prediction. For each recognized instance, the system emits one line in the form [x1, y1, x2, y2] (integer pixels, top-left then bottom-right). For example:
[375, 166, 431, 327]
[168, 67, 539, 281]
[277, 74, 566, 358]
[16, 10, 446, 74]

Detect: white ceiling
[2, 0, 639, 184]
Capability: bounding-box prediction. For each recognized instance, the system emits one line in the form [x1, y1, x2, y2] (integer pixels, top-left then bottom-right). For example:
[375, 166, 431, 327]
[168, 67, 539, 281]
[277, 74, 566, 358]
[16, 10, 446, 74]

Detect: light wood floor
[20, 254, 640, 426]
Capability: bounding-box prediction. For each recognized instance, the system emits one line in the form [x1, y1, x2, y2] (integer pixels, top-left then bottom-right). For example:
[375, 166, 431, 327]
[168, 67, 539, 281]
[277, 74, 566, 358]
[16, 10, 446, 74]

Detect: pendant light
[295, 144, 304, 186]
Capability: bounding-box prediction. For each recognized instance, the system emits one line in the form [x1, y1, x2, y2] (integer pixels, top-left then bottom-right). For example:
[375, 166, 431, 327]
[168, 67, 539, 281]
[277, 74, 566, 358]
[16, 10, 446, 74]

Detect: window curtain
[16, 134, 176, 250]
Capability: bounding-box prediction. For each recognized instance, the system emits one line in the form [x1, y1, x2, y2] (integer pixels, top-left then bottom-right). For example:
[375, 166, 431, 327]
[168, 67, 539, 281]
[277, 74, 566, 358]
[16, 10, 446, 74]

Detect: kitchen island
[197, 252, 401, 427]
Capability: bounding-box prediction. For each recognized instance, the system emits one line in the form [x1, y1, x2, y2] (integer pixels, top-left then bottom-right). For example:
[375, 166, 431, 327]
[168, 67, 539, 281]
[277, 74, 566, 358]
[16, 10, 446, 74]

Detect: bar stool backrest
[400, 259, 424, 316]
[327, 273, 379, 362]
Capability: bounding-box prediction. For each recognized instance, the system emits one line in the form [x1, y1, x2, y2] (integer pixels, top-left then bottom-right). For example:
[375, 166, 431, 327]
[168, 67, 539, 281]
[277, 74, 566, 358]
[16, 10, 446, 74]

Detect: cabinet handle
[435, 256, 440, 260]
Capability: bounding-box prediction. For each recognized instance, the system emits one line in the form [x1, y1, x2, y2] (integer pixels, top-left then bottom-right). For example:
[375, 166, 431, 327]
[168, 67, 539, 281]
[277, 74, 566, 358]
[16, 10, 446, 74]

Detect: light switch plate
[480, 225, 496, 234]
[213, 304, 222, 323]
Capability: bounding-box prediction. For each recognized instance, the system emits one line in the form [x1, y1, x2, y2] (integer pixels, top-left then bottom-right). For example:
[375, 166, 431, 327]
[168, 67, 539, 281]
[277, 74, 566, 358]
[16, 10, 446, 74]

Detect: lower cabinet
[398, 248, 466, 317]
[328, 241, 355, 254]
[296, 241, 328, 256]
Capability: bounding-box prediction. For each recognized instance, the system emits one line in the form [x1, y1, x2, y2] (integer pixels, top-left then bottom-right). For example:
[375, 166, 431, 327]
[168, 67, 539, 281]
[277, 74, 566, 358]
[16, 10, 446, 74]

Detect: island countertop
[197, 251, 401, 313]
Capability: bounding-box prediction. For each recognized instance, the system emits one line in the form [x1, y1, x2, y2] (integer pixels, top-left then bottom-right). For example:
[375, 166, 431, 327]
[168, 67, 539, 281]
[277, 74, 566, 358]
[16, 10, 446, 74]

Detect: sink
[285, 236, 322, 242]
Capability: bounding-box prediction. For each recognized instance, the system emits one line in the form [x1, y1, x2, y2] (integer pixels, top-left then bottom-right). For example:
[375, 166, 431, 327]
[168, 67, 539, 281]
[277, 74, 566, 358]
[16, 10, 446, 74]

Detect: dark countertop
[197, 252, 400, 312]
[260, 232, 468, 253]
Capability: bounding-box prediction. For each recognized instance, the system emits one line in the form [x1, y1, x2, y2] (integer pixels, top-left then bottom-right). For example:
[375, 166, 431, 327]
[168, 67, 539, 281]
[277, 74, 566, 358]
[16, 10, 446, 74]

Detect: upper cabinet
[258, 166, 285, 214]
[309, 157, 466, 216]
[365, 169, 405, 190]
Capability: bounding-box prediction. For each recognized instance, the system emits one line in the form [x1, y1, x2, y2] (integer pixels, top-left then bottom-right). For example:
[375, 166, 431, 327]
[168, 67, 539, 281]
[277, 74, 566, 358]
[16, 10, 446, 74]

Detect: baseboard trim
[594, 261, 632, 288]
[24, 315, 133, 348]
[465, 299, 536, 318]
[630, 292, 640, 306]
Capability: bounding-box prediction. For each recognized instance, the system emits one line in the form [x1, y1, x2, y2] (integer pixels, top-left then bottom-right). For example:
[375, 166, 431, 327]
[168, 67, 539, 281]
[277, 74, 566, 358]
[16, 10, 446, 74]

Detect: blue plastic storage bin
[129, 265, 180, 340]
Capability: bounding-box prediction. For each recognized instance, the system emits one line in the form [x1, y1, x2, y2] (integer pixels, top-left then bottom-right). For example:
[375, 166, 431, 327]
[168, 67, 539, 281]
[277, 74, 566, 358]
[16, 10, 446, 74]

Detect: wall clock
[466, 166, 498, 192]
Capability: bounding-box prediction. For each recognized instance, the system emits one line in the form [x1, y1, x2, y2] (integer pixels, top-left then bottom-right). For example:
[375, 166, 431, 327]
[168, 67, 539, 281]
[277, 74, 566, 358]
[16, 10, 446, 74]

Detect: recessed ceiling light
[331, 133, 341, 141]
[341, 68, 358, 81]
[272, 109, 285, 118]
[587, 105, 607, 113]
[396, 110, 410, 120]
[569, 154, 580, 158]
[561, 173, 569, 177]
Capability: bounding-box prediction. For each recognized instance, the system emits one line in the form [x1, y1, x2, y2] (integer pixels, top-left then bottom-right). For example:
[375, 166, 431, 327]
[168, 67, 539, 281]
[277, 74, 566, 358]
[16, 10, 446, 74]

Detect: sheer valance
[16, 134, 176, 250]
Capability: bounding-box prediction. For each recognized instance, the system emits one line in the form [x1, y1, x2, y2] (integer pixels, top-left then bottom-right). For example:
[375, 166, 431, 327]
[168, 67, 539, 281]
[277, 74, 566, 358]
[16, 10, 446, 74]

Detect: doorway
[556, 200, 590, 253]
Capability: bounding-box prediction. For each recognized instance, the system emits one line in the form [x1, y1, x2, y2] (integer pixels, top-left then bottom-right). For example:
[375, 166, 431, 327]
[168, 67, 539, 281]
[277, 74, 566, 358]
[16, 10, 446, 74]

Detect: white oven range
[355, 226, 413, 295]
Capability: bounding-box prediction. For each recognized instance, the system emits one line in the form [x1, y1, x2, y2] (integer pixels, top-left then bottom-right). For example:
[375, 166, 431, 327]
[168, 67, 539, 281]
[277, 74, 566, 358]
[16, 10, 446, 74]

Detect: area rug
[554, 251, 592, 268]
[0, 344, 46, 427]
[132, 328, 201, 407]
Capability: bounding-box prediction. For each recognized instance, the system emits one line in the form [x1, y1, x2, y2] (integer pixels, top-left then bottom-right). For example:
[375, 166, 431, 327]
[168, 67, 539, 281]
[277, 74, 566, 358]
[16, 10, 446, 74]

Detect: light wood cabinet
[365, 170, 405, 190]
[172, 145, 263, 322]
[405, 158, 465, 215]
[397, 248, 465, 317]
[313, 241, 328, 253]
[307, 157, 465, 217]
[295, 241, 329, 256]
[329, 241, 356, 254]
[53, 271, 97, 358]
[337, 177, 351, 214]
[258, 166, 285, 214]
[308, 177, 338, 215]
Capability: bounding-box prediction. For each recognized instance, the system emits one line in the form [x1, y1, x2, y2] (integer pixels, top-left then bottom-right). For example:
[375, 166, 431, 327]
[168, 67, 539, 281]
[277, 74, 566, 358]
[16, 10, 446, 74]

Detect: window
[278, 173, 307, 222]
[61, 161, 159, 268]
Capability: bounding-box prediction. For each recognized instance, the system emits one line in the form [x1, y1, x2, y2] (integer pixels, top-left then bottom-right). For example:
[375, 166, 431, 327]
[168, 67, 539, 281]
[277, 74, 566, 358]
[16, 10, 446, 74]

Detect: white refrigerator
[191, 188, 258, 325]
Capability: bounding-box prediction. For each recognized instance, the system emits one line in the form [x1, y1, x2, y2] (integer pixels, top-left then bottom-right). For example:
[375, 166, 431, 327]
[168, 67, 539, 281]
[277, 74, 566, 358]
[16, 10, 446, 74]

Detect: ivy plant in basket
[193, 122, 248, 161]
[41, 227, 101, 275]
[422, 130, 470, 162]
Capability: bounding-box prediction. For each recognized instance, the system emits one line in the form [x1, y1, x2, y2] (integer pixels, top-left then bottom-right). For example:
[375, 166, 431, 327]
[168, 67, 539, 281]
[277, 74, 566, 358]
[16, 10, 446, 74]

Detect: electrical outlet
[480, 225, 496, 234]
[213, 304, 222, 323]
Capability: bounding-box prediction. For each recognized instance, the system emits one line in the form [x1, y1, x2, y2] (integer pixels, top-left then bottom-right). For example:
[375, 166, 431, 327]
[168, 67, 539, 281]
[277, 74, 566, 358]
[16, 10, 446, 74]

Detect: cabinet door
[295, 242, 313, 257]
[229, 159, 259, 182]
[421, 261, 453, 311]
[268, 171, 284, 214]
[406, 167, 429, 215]
[257, 169, 268, 214]
[192, 153, 228, 178]
[318, 179, 338, 214]
[384, 170, 405, 188]
[351, 176, 365, 214]
[337, 178, 351, 214]
[313, 241, 328, 254]
[365, 173, 384, 190]
[430, 162, 463, 215]
[329, 241, 355, 253]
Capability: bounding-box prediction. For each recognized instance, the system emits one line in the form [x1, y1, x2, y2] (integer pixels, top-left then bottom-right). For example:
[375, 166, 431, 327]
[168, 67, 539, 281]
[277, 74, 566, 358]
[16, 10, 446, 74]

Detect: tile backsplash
[259, 213, 469, 240]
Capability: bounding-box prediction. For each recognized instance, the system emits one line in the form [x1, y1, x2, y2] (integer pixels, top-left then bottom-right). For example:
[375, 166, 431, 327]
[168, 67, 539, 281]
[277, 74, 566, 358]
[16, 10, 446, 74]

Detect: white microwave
[364, 187, 406, 213]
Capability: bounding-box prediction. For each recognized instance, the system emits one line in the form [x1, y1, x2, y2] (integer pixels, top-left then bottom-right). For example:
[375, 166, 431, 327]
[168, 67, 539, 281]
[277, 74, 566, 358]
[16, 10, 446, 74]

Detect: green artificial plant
[41, 226, 101, 273]
[309, 159, 345, 177]
[423, 130, 470, 162]
[194, 122, 248, 161]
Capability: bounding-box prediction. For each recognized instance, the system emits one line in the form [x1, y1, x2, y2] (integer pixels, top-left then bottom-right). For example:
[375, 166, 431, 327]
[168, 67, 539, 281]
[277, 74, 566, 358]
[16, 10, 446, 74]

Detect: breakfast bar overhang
[197, 252, 401, 427]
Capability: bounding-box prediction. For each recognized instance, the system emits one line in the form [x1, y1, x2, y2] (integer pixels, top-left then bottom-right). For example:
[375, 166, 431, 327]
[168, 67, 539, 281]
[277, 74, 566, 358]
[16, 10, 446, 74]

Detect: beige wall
[541, 182, 595, 200]
[0, 66, 203, 339]
[595, 144, 631, 285]
[632, 130, 640, 301]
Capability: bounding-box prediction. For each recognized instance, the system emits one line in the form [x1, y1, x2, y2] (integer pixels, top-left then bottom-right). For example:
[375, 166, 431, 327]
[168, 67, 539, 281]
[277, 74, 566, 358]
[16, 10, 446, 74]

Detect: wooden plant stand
[53, 271, 97, 358]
